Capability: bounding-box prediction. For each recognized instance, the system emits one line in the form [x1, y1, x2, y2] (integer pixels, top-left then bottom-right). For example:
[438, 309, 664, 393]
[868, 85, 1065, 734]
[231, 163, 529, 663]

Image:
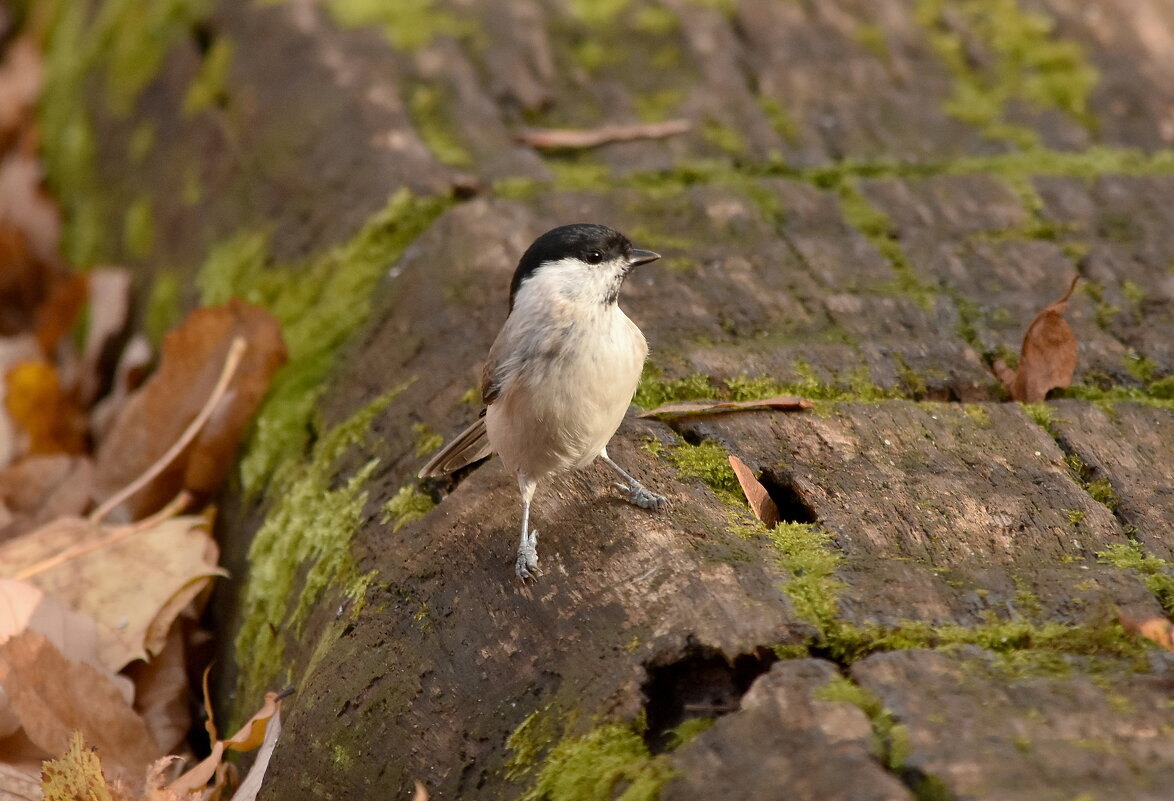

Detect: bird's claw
[515, 529, 539, 582]
[614, 482, 669, 511]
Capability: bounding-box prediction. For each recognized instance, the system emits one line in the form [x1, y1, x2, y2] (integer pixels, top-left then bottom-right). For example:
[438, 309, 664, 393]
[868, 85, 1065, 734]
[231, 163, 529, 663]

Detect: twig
[15, 490, 193, 580]
[515, 119, 691, 150]
[89, 336, 247, 524]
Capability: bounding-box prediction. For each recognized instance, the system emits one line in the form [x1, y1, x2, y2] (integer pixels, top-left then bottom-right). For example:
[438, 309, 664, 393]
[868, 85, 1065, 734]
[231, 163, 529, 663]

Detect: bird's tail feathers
[417, 416, 493, 478]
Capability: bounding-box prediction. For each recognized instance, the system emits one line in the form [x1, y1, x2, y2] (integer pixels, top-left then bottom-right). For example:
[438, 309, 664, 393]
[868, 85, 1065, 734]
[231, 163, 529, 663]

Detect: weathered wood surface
[35, 0, 1174, 799]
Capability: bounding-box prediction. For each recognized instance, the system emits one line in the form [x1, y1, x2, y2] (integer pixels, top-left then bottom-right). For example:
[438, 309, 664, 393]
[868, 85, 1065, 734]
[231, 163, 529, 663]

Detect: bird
[418, 223, 668, 581]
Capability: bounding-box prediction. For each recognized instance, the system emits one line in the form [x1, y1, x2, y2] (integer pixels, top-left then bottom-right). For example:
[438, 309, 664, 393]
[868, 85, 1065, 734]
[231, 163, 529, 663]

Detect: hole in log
[759, 471, 818, 524]
[641, 644, 776, 754]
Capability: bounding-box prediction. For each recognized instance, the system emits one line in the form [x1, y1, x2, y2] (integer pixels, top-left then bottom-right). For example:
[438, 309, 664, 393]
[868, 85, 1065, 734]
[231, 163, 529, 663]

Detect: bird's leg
[600, 448, 668, 511]
[515, 474, 539, 581]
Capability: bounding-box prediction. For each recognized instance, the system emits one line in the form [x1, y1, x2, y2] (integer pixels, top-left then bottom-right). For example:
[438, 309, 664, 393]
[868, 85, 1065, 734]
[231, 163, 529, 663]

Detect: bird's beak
[628, 249, 660, 267]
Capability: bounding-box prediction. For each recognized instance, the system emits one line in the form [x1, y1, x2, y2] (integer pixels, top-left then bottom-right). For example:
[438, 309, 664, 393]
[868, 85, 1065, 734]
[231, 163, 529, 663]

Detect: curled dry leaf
[0, 513, 226, 672]
[225, 708, 283, 801]
[728, 455, 780, 527]
[638, 396, 812, 419]
[0, 632, 160, 788]
[993, 276, 1079, 403]
[93, 299, 287, 521]
[1119, 613, 1174, 653]
[4, 360, 88, 455]
[167, 691, 285, 797]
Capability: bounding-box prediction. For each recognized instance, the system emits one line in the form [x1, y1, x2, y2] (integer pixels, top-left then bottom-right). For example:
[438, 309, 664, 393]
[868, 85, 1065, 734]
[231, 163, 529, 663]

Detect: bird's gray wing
[417, 413, 492, 478]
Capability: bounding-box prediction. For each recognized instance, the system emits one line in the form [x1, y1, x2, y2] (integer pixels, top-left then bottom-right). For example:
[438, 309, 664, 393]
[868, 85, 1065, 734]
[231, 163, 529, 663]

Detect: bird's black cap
[508, 223, 656, 309]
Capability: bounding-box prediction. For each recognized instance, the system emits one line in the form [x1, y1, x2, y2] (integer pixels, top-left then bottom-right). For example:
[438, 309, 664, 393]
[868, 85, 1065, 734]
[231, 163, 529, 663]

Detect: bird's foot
[614, 482, 669, 511]
[515, 529, 539, 582]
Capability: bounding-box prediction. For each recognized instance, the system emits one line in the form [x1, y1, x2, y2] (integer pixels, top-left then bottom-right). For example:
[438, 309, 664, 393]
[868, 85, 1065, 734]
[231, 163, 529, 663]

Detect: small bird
[419, 223, 668, 580]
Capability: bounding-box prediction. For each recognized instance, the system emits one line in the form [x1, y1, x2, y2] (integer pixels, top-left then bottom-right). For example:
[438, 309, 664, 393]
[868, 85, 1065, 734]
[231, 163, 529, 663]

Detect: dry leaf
[90, 334, 152, 444]
[5, 360, 88, 455]
[0, 578, 132, 704]
[78, 268, 132, 406]
[993, 276, 1079, 402]
[411, 780, 429, 801]
[0, 454, 93, 542]
[225, 709, 283, 801]
[0, 760, 40, 801]
[0, 152, 62, 270]
[0, 514, 226, 672]
[126, 624, 191, 756]
[93, 300, 286, 520]
[0, 38, 43, 150]
[638, 396, 812, 418]
[728, 455, 780, 527]
[167, 691, 285, 796]
[516, 119, 691, 149]
[1120, 613, 1174, 653]
[0, 632, 160, 787]
[39, 731, 114, 801]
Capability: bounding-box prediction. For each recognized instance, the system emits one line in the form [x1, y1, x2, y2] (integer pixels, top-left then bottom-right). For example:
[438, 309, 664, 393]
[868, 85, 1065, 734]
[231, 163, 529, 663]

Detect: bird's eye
[585, 250, 604, 265]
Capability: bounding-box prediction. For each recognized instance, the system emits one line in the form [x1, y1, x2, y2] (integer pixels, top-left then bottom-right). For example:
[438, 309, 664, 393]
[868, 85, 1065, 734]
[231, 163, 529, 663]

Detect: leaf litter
[992, 275, 1080, 402]
[0, 34, 288, 801]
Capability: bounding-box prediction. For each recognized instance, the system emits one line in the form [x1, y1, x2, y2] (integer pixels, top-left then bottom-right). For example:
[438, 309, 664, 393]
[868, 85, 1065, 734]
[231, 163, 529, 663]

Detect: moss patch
[815, 676, 906, 769]
[407, 83, 474, 168]
[666, 440, 743, 507]
[183, 35, 232, 116]
[320, 0, 471, 51]
[916, 0, 1098, 146]
[234, 387, 406, 704]
[34, 0, 212, 265]
[1097, 542, 1174, 617]
[380, 485, 436, 532]
[518, 722, 676, 801]
[195, 189, 448, 495]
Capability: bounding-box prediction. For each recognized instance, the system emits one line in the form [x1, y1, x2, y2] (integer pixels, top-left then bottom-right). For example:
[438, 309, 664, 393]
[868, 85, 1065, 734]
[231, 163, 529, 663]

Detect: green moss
[701, 116, 747, 158]
[764, 522, 846, 629]
[128, 121, 155, 164]
[815, 677, 903, 768]
[506, 706, 559, 781]
[35, 0, 210, 265]
[380, 485, 435, 532]
[759, 97, 800, 145]
[916, 0, 1098, 145]
[667, 440, 743, 507]
[234, 388, 404, 704]
[835, 180, 937, 309]
[1123, 350, 1158, 384]
[633, 88, 684, 123]
[1021, 402, 1057, 433]
[411, 421, 444, 457]
[961, 404, 990, 427]
[662, 717, 713, 750]
[407, 84, 474, 168]
[183, 36, 232, 116]
[144, 270, 182, 347]
[634, 368, 718, 409]
[195, 189, 449, 495]
[567, 0, 632, 27]
[1054, 384, 1174, 411]
[520, 722, 675, 801]
[1097, 542, 1174, 617]
[853, 24, 890, 61]
[321, 0, 470, 51]
[122, 195, 155, 260]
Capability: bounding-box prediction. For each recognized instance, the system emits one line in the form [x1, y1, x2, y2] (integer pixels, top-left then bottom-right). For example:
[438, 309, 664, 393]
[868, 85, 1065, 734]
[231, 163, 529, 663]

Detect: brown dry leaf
[126, 624, 191, 756]
[0, 578, 132, 704]
[5, 360, 88, 455]
[78, 268, 133, 406]
[0, 513, 226, 672]
[0, 760, 41, 801]
[167, 691, 285, 797]
[411, 780, 429, 801]
[993, 276, 1079, 402]
[1120, 613, 1174, 653]
[0, 37, 43, 149]
[638, 396, 812, 418]
[90, 333, 153, 444]
[516, 119, 691, 149]
[93, 300, 286, 520]
[0, 632, 160, 787]
[0, 152, 62, 270]
[728, 455, 780, 527]
[0, 454, 93, 542]
[224, 708, 283, 801]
